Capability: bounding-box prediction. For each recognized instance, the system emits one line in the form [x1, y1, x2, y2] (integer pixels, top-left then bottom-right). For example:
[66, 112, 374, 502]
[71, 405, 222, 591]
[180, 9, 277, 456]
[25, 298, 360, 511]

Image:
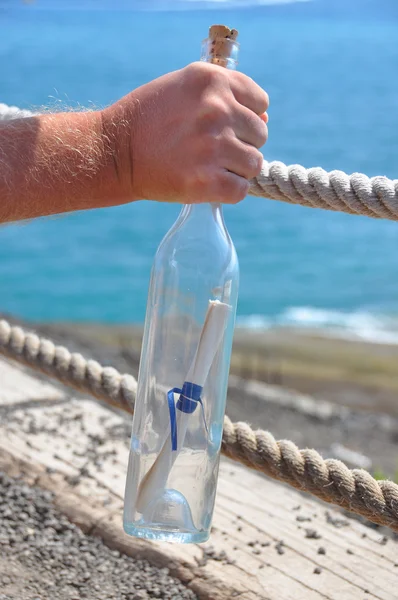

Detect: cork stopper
[209, 25, 239, 42]
[203, 24, 239, 68]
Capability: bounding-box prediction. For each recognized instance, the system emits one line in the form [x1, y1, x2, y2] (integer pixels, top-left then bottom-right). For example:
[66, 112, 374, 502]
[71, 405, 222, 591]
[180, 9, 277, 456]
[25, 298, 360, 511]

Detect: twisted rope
[222, 417, 398, 531]
[2, 103, 398, 221]
[1, 318, 398, 532]
[0, 319, 136, 414]
[252, 161, 398, 220]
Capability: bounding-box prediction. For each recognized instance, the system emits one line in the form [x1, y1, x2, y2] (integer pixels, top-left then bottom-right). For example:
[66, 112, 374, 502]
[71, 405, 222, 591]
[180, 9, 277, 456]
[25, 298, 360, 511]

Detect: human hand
[103, 61, 269, 205]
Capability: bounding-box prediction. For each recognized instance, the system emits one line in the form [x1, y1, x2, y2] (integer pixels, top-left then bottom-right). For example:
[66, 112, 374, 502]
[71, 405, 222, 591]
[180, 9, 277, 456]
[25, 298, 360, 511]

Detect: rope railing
[2, 103, 398, 530]
[0, 319, 136, 413]
[1, 317, 398, 533]
[252, 161, 398, 221]
[2, 103, 398, 220]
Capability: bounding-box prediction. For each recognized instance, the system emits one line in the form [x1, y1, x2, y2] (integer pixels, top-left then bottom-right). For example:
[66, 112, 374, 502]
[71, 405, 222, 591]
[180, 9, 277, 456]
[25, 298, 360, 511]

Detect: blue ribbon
[167, 382, 206, 451]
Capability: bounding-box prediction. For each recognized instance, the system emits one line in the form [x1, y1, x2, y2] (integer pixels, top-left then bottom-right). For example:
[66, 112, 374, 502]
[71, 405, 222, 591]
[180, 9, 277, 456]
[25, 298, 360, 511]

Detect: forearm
[0, 110, 132, 223]
[0, 63, 269, 222]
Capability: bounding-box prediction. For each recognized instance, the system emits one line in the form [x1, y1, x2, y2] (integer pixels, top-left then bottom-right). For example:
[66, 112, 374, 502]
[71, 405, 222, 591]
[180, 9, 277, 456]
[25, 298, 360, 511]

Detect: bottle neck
[179, 202, 225, 229]
[200, 37, 239, 70]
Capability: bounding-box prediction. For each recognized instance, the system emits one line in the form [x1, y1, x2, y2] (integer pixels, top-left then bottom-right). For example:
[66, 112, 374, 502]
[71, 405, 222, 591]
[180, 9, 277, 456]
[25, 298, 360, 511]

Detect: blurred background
[1, 0, 398, 477]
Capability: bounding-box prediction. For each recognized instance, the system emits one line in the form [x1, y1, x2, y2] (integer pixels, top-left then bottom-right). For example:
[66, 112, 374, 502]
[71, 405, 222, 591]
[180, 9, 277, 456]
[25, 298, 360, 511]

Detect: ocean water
[1, 0, 398, 342]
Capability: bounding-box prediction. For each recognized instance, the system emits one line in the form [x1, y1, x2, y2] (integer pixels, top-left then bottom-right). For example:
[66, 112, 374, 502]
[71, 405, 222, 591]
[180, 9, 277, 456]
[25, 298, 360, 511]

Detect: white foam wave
[237, 307, 398, 345]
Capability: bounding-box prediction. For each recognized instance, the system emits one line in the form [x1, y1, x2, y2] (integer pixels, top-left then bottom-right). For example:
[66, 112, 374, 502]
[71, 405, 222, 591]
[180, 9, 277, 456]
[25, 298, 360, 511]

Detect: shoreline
[233, 325, 398, 415]
[15, 316, 398, 415]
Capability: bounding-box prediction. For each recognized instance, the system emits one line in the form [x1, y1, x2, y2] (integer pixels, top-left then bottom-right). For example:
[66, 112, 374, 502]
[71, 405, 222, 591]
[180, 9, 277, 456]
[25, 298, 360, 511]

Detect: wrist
[38, 109, 133, 212]
[100, 102, 136, 204]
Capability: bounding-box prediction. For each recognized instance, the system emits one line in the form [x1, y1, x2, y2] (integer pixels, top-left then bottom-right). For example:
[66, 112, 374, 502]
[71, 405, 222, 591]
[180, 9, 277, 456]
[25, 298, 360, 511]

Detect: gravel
[0, 472, 197, 600]
[304, 529, 322, 540]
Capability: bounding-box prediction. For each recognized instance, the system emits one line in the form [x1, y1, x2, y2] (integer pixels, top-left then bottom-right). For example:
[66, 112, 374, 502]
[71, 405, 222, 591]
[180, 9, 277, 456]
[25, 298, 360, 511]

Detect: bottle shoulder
[154, 205, 238, 272]
[155, 224, 238, 273]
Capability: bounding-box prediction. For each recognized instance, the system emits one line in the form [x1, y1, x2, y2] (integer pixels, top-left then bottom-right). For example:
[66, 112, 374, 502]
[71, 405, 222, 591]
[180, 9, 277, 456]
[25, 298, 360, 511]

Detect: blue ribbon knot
[167, 382, 206, 451]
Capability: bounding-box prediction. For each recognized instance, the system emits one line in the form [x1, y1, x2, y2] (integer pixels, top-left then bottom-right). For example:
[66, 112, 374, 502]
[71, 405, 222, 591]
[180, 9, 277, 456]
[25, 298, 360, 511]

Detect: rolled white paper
[136, 299, 231, 514]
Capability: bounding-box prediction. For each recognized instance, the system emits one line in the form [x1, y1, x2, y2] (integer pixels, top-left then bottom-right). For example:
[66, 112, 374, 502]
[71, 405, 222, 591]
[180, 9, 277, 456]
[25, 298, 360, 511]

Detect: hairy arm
[0, 63, 268, 223]
[0, 110, 132, 223]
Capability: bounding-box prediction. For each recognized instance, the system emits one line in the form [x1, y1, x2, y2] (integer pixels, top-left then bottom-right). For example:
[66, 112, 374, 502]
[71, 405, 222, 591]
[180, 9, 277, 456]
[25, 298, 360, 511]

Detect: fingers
[221, 137, 264, 180]
[228, 72, 269, 147]
[229, 71, 269, 116]
[233, 104, 268, 148]
[185, 166, 250, 205]
[187, 146, 262, 204]
[215, 170, 250, 204]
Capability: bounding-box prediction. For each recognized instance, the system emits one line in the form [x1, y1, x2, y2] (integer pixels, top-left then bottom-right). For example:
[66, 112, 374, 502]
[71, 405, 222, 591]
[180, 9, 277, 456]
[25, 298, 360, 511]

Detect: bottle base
[123, 521, 209, 544]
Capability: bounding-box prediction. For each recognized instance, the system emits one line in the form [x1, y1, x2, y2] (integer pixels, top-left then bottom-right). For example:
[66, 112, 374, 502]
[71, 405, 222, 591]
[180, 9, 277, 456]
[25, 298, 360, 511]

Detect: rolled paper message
[136, 299, 231, 514]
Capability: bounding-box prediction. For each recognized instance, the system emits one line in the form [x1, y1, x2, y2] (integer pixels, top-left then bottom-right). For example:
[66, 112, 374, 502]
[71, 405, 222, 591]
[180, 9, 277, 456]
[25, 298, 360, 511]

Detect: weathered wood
[0, 357, 65, 405]
[0, 357, 397, 599]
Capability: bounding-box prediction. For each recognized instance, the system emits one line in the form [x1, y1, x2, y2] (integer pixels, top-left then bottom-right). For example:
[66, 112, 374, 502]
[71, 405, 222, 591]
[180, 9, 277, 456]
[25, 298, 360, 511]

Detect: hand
[103, 61, 269, 205]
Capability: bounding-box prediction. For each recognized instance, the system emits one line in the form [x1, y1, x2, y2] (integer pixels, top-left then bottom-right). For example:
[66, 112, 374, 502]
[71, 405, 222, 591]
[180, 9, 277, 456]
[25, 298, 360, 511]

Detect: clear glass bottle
[123, 27, 240, 544]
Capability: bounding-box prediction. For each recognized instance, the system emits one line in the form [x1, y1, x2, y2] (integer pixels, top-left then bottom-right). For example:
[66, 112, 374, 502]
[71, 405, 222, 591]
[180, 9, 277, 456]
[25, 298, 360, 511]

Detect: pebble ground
[0, 472, 197, 600]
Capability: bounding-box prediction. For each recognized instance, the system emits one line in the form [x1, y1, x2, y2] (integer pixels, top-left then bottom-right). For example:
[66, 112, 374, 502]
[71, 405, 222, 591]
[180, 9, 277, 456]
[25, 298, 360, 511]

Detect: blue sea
[1, 0, 398, 343]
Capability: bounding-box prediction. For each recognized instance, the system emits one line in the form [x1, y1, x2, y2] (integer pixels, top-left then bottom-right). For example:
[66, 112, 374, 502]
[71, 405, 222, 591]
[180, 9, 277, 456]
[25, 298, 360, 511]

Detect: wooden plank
[0, 357, 397, 600]
[0, 358, 65, 406]
[215, 467, 396, 600]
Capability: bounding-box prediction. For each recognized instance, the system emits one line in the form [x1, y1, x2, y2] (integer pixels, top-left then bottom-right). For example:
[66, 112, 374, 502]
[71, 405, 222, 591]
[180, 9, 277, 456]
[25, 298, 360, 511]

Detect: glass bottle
[123, 26, 240, 544]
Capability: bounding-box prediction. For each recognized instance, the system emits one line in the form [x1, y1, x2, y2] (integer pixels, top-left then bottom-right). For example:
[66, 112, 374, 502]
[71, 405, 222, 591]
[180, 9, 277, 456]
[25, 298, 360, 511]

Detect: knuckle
[247, 113, 268, 147]
[250, 149, 264, 177]
[193, 133, 221, 168]
[184, 61, 206, 80]
[185, 61, 226, 89]
[201, 97, 231, 127]
[232, 70, 250, 86]
[240, 110, 268, 147]
[203, 133, 222, 161]
[254, 88, 270, 114]
[235, 72, 270, 112]
[208, 97, 230, 118]
[258, 121, 268, 146]
[186, 166, 211, 197]
[241, 148, 263, 179]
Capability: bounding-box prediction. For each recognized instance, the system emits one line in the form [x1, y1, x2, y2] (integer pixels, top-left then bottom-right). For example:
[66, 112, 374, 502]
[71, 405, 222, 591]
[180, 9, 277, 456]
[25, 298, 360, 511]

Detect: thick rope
[252, 162, 398, 220]
[0, 319, 136, 414]
[1, 318, 398, 532]
[1, 103, 398, 221]
[222, 417, 398, 531]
